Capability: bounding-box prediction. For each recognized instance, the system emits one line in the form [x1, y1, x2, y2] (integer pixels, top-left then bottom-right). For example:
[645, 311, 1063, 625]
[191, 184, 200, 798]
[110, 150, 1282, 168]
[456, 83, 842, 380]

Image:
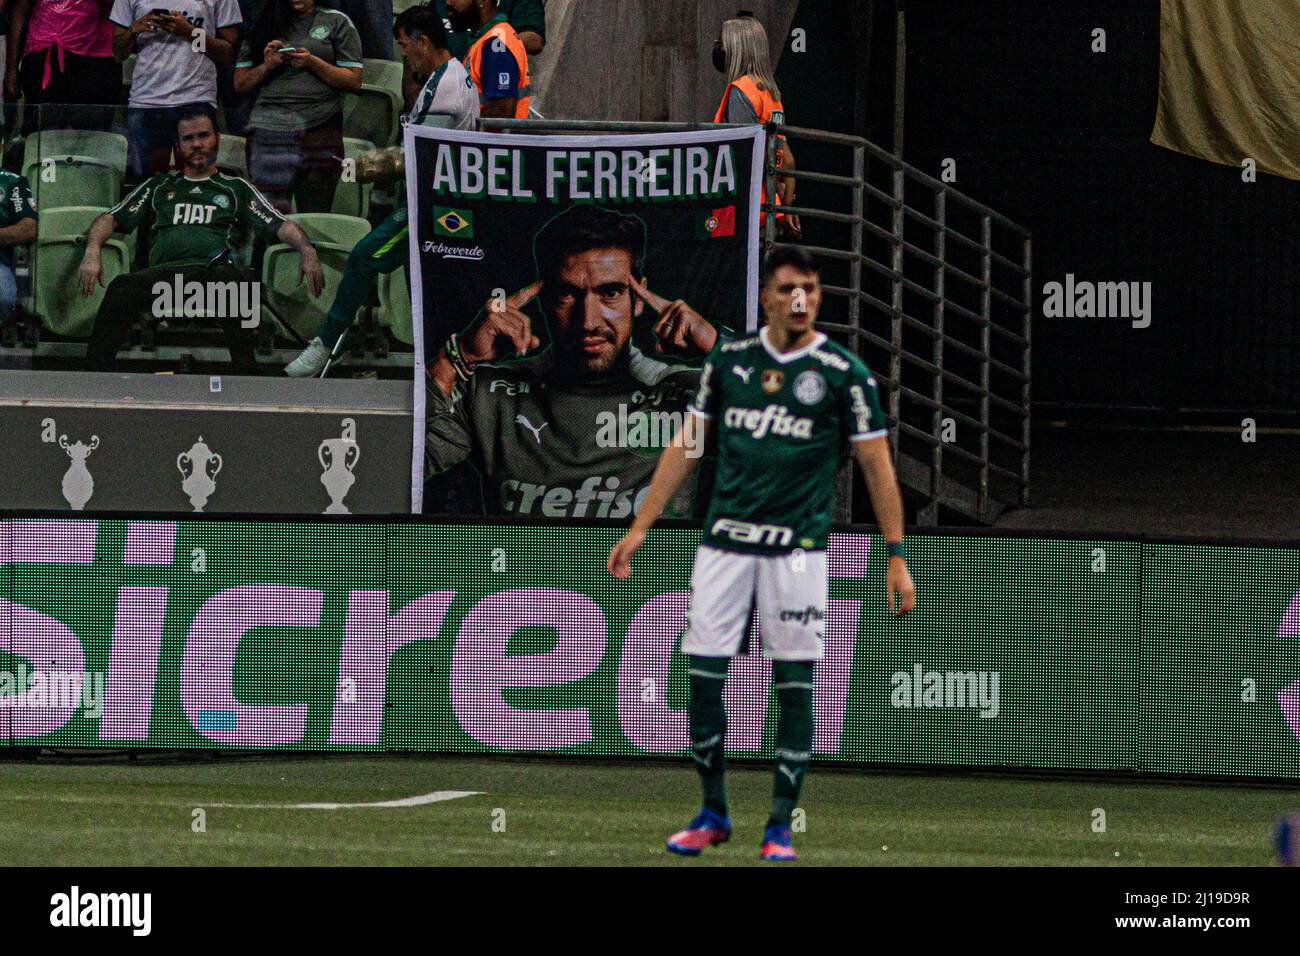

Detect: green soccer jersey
[690, 328, 888, 554]
[107, 171, 289, 269]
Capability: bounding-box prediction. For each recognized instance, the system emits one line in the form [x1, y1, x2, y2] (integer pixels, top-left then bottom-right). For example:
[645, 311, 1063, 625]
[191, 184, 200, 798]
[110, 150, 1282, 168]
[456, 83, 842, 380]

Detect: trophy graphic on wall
[177, 437, 223, 512]
[59, 434, 99, 510]
[319, 427, 360, 514]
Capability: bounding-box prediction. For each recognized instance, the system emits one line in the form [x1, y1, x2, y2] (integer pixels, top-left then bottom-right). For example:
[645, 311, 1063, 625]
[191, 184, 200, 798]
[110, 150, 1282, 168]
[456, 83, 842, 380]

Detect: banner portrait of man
[406, 126, 764, 515]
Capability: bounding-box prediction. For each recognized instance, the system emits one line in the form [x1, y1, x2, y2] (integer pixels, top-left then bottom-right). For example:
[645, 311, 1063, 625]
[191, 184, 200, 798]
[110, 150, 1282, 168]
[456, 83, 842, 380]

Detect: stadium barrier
[2, 515, 1297, 781]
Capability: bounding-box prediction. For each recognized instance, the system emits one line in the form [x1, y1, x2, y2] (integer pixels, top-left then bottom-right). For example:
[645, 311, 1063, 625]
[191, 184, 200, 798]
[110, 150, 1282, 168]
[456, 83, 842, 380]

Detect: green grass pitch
[0, 755, 1294, 866]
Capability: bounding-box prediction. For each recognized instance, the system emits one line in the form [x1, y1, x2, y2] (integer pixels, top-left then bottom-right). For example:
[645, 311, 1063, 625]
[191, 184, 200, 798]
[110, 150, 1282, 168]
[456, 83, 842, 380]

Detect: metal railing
[764, 125, 1032, 524]
[485, 118, 1033, 524]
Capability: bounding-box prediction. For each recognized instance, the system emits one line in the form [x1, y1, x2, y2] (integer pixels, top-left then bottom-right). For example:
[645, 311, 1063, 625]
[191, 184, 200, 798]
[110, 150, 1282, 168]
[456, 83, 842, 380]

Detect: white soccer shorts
[680, 544, 827, 660]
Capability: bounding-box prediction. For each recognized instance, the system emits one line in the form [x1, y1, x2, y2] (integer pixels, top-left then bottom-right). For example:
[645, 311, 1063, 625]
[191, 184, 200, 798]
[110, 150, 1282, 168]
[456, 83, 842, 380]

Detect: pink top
[25, 0, 116, 87]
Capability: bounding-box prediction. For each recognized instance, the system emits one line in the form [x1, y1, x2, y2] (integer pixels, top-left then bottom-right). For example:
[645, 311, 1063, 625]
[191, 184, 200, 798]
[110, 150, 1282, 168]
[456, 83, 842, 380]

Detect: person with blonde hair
[712, 13, 800, 239]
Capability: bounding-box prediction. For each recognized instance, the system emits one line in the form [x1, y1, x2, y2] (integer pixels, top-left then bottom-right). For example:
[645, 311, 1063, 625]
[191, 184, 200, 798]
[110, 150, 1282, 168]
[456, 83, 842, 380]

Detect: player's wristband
[887, 541, 906, 560]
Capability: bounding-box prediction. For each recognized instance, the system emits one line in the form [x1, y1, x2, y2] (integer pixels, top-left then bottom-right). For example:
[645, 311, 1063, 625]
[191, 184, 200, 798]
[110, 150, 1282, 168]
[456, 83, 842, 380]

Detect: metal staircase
[765, 126, 1032, 525]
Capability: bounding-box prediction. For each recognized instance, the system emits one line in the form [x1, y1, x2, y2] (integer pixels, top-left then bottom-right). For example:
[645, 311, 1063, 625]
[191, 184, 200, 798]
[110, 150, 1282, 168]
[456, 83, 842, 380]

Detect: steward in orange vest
[465, 13, 531, 120]
[715, 75, 793, 234]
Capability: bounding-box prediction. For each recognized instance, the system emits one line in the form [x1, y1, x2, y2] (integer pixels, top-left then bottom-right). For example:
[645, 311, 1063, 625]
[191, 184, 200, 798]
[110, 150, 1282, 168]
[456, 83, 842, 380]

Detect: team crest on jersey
[212, 194, 230, 209]
[761, 369, 784, 393]
[793, 370, 826, 405]
[311, 25, 330, 39]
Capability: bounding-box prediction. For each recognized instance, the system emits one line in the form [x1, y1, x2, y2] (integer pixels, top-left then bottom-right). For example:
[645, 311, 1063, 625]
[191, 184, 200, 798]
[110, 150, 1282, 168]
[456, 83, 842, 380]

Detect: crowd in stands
[0, 0, 796, 378]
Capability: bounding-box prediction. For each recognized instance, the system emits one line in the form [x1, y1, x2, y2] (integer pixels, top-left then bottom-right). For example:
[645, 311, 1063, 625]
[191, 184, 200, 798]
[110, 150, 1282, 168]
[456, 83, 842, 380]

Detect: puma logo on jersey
[173, 203, 216, 225]
[732, 365, 754, 383]
[514, 415, 548, 443]
[722, 404, 814, 439]
[777, 763, 802, 786]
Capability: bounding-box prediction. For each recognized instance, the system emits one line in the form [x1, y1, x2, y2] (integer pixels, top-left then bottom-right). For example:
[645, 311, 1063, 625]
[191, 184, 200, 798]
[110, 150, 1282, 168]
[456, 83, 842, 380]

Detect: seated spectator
[109, 0, 242, 181]
[285, 4, 476, 376]
[77, 104, 324, 372]
[0, 167, 38, 324]
[5, 0, 120, 135]
[232, 0, 363, 216]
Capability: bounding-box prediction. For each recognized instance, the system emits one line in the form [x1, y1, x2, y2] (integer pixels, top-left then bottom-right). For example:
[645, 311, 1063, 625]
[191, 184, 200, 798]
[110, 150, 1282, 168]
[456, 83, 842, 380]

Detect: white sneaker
[285, 337, 331, 377]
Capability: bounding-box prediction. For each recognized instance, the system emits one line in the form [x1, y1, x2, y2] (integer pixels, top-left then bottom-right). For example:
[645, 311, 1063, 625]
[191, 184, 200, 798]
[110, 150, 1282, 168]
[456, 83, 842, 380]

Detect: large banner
[3, 517, 1299, 779]
[403, 126, 764, 513]
[1151, 0, 1300, 180]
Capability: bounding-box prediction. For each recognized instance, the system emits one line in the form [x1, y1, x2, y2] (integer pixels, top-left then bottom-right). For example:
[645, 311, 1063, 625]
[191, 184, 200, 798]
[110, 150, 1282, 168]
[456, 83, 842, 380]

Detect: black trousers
[86, 263, 257, 373]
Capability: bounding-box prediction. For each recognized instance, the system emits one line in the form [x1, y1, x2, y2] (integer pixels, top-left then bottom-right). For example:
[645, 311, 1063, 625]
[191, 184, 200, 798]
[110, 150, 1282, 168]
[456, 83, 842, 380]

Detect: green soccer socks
[769, 660, 815, 829]
[687, 654, 730, 817]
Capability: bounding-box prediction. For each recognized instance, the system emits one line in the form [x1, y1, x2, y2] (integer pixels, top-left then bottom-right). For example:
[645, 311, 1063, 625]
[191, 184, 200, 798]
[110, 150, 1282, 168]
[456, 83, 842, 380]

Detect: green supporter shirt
[0, 169, 37, 270]
[689, 328, 888, 555]
[108, 171, 289, 269]
[433, 0, 546, 59]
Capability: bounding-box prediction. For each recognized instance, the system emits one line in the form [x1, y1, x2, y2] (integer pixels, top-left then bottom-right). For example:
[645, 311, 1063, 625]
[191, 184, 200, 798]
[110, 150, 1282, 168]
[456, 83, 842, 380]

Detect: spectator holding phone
[232, 0, 362, 214]
[5, 0, 120, 135]
[109, 0, 243, 180]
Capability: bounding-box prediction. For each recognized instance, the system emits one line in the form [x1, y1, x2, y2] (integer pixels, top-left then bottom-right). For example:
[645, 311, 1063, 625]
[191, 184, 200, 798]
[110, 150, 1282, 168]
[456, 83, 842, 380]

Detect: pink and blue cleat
[666, 808, 732, 856]
[760, 825, 797, 861]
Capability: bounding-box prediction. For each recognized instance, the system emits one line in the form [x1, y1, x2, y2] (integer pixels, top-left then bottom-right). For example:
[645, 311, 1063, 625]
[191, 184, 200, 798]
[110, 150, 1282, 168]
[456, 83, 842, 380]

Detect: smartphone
[150, 8, 168, 15]
[278, 47, 300, 55]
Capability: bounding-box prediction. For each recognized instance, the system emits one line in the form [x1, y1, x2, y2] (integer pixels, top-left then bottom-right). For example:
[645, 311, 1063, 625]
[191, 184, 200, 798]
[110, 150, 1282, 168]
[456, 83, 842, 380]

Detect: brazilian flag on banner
[434, 207, 474, 238]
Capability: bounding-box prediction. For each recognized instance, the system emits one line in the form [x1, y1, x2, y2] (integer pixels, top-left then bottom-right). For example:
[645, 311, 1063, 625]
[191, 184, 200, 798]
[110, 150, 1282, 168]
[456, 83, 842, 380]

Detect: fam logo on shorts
[793, 370, 826, 405]
[761, 369, 784, 394]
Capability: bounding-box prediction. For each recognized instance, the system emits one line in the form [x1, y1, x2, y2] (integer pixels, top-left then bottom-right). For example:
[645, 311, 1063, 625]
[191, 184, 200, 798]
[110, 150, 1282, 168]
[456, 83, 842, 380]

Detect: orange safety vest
[466, 19, 532, 121]
[714, 75, 787, 225]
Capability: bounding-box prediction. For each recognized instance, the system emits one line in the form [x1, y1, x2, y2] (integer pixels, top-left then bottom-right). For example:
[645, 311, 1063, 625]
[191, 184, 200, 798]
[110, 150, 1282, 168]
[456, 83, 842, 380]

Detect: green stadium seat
[362, 58, 404, 100]
[377, 266, 412, 346]
[261, 213, 371, 341]
[331, 137, 376, 219]
[32, 206, 131, 338]
[342, 84, 402, 147]
[24, 156, 122, 214]
[23, 130, 128, 177]
[217, 134, 248, 178]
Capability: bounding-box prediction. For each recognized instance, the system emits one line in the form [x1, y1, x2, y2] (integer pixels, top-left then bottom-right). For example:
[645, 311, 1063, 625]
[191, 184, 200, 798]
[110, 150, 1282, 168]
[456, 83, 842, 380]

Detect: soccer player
[607, 245, 917, 861]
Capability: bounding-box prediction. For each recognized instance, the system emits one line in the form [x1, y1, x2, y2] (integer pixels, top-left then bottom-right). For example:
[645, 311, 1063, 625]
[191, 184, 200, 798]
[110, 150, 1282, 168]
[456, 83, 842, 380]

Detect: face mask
[712, 41, 726, 73]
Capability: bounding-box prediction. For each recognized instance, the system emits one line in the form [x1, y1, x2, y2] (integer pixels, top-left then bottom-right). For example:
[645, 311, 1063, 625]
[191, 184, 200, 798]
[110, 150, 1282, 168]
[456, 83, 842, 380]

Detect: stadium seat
[342, 85, 402, 147]
[217, 134, 249, 178]
[331, 138, 376, 219]
[261, 213, 371, 341]
[24, 156, 123, 213]
[377, 266, 412, 345]
[32, 206, 131, 338]
[23, 130, 128, 177]
[363, 58, 404, 99]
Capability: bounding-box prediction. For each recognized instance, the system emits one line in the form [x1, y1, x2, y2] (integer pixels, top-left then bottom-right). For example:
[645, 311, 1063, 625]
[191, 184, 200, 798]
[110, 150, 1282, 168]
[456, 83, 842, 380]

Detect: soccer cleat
[760, 825, 797, 861]
[285, 337, 331, 377]
[666, 809, 732, 856]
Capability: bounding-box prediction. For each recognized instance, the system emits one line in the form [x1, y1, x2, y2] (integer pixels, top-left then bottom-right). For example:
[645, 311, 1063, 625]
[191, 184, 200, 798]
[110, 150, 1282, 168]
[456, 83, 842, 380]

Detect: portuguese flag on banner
[696, 205, 736, 239]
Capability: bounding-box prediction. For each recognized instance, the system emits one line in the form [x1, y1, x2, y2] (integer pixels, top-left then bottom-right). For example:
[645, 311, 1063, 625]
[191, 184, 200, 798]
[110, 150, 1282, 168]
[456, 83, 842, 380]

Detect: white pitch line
[210, 790, 485, 810]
